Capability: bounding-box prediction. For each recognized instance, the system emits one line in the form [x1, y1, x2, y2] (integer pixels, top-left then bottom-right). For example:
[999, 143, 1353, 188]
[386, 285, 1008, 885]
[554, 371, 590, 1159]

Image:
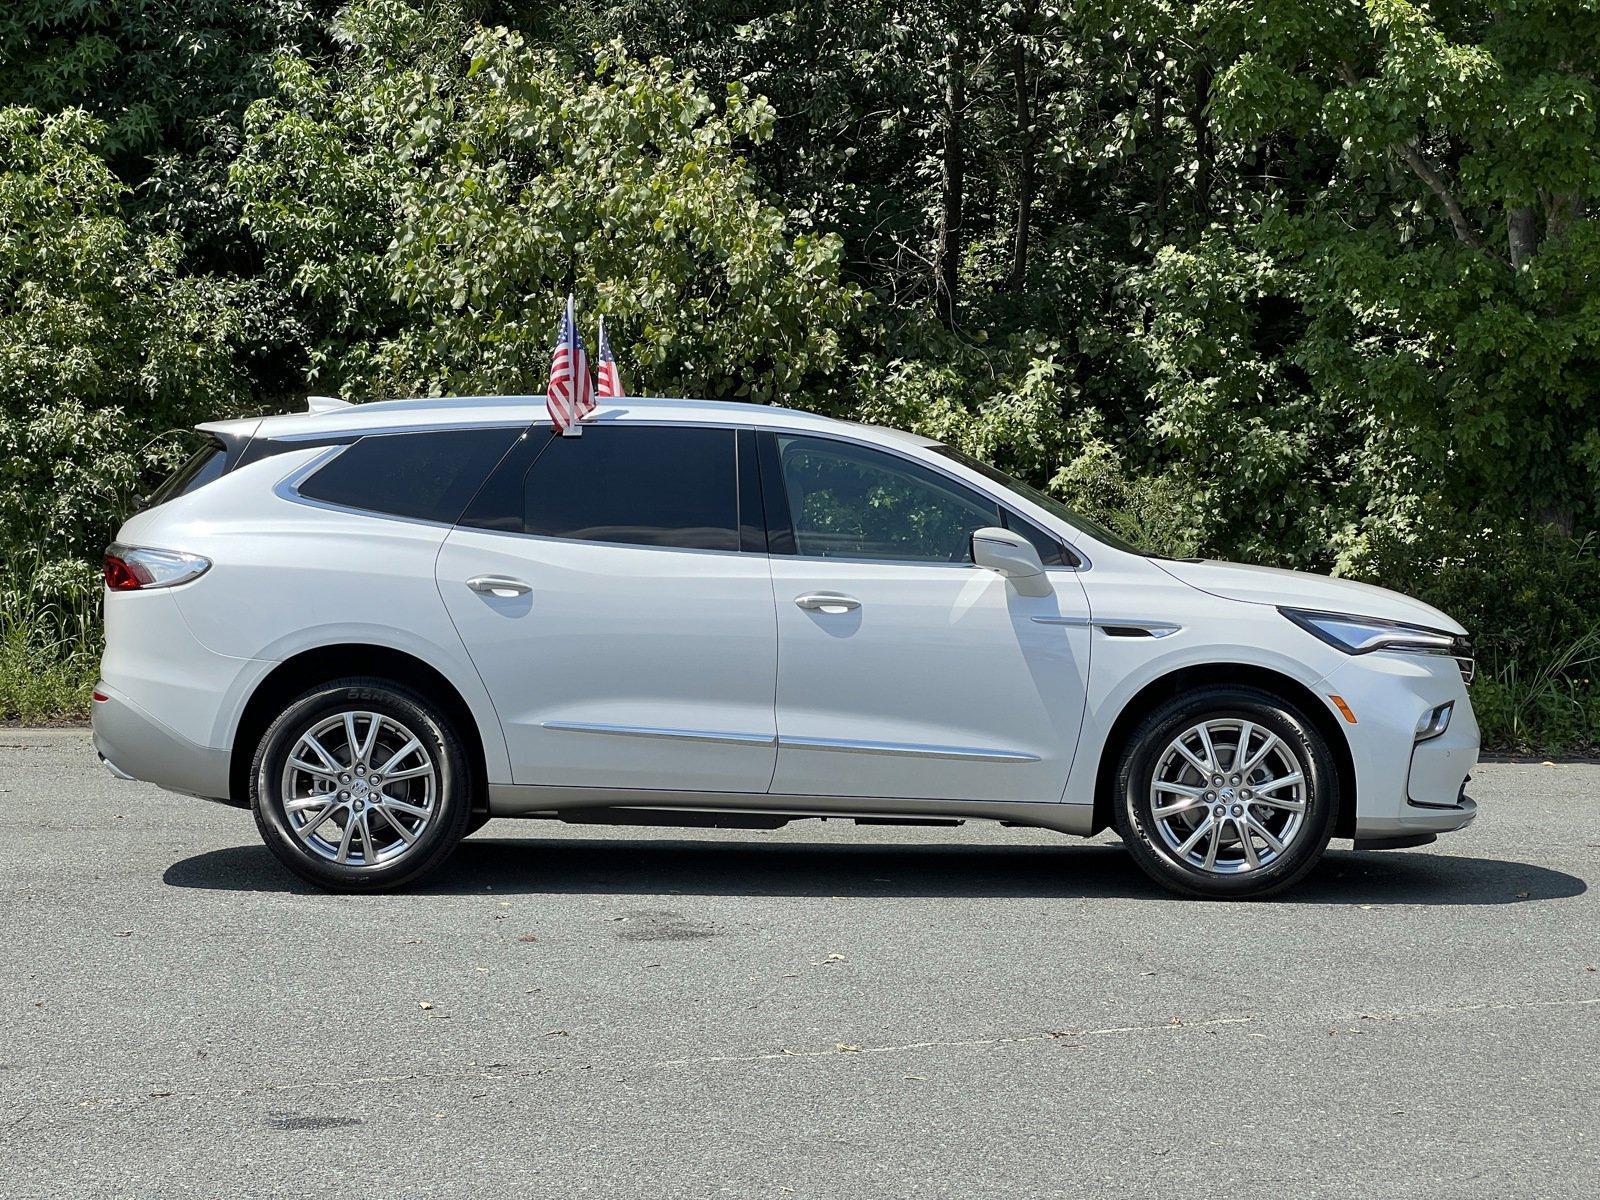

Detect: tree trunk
[1008, 8, 1034, 291]
[1507, 204, 1538, 268]
[1539, 504, 1575, 538]
[1149, 50, 1168, 228]
[1190, 62, 1213, 225]
[936, 16, 966, 328]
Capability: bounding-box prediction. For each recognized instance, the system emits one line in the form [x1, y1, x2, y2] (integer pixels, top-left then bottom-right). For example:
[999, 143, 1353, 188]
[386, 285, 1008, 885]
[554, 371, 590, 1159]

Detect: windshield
[930, 445, 1150, 556]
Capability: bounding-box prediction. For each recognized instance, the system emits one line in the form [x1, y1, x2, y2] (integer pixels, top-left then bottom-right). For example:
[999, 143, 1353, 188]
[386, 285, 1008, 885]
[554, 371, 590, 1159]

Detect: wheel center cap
[350, 779, 371, 799]
[1219, 786, 1236, 802]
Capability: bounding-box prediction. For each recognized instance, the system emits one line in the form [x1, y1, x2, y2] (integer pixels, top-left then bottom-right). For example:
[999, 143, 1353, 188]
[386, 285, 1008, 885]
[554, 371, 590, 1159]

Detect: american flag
[595, 316, 625, 399]
[547, 294, 595, 433]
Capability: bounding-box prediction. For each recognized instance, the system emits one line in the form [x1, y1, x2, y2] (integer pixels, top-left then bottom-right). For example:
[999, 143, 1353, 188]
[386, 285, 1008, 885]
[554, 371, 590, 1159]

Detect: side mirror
[971, 527, 1052, 597]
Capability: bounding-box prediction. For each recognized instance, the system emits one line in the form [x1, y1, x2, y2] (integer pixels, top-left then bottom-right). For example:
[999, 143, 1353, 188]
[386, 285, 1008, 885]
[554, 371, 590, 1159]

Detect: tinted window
[776, 435, 1000, 562]
[1000, 510, 1076, 568]
[932, 444, 1141, 557]
[522, 425, 738, 551]
[144, 438, 227, 509]
[298, 427, 519, 523]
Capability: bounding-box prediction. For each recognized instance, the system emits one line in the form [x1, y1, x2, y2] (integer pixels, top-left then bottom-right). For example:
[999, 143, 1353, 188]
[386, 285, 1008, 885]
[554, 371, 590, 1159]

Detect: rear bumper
[91, 682, 232, 801]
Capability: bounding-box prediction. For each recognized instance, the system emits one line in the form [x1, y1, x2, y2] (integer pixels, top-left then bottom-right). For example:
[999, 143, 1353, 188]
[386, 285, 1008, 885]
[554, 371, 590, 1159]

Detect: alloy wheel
[1148, 718, 1308, 875]
[278, 711, 438, 867]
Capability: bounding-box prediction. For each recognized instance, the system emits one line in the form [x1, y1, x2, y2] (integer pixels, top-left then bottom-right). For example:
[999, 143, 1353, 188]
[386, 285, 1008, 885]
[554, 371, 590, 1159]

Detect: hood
[1153, 559, 1467, 636]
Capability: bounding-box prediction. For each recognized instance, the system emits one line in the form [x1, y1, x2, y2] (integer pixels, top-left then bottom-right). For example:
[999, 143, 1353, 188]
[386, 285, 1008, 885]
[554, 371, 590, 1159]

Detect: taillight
[103, 543, 212, 591]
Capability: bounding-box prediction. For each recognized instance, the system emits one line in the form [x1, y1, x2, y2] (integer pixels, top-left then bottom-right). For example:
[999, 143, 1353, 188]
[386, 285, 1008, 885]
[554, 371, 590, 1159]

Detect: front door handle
[795, 592, 860, 614]
[467, 575, 532, 598]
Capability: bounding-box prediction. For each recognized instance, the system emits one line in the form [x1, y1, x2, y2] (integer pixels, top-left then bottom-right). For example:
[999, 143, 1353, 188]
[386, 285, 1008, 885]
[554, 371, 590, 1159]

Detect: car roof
[198, 395, 937, 450]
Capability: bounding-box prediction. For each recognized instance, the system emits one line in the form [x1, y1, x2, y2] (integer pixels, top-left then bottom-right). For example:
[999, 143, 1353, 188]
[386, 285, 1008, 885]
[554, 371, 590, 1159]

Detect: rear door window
[518, 425, 740, 551]
[296, 427, 520, 524]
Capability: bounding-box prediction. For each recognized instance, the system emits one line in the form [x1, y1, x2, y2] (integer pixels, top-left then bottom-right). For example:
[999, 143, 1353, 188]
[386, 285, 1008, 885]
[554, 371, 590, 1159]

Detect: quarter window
[774, 435, 1002, 562]
[521, 425, 739, 551]
[143, 437, 228, 510]
[297, 427, 519, 524]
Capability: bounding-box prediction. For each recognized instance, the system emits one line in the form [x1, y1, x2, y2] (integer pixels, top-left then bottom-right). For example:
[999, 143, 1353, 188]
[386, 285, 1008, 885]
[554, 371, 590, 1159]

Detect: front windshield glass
[930, 445, 1150, 556]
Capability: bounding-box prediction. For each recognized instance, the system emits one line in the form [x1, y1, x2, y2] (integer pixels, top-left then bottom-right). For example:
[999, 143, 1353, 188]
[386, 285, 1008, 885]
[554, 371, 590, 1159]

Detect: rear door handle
[467, 575, 532, 598]
[795, 592, 860, 614]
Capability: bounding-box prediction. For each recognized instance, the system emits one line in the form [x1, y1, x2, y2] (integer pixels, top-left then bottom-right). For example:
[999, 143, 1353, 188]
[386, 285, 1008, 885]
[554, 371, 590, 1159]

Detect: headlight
[1278, 607, 1461, 657]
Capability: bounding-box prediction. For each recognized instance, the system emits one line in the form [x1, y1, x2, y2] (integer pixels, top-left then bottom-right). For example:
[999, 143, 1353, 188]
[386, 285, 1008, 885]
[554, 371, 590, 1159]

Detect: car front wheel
[251, 678, 472, 891]
[1112, 685, 1338, 899]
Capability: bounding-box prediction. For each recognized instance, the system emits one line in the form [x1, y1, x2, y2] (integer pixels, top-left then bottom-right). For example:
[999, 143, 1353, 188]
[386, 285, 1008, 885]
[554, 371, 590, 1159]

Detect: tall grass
[1471, 624, 1600, 754]
[0, 551, 102, 723]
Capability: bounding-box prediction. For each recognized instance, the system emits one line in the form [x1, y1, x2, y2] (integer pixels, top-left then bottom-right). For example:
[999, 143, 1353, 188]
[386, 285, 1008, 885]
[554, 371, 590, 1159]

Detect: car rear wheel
[251, 678, 472, 891]
[1112, 685, 1337, 899]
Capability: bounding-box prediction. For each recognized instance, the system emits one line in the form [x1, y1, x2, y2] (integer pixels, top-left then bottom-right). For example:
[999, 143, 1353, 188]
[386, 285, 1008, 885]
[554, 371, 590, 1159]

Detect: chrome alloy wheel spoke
[1149, 718, 1308, 876]
[280, 711, 437, 868]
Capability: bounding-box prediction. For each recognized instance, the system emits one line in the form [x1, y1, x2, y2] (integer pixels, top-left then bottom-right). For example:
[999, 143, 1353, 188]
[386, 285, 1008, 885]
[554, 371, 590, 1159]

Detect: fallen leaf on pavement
[418, 1001, 434, 1010]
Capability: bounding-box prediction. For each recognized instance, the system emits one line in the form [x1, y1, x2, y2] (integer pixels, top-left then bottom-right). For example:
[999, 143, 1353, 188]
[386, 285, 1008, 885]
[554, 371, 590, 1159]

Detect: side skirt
[487, 784, 1097, 837]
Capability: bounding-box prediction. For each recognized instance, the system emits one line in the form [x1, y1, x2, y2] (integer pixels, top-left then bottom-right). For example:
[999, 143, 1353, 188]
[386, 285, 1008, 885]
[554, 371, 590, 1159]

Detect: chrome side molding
[1031, 615, 1181, 638]
[779, 735, 1041, 763]
[540, 720, 776, 747]
[541, 720, 1039, 763]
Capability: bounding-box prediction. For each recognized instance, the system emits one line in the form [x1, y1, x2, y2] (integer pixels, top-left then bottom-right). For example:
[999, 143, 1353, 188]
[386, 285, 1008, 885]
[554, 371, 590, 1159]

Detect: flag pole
[561, 292, 582, 436]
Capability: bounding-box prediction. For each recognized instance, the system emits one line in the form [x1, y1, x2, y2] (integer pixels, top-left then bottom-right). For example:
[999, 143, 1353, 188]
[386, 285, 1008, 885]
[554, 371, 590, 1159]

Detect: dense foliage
[0, 0, 1595, 746]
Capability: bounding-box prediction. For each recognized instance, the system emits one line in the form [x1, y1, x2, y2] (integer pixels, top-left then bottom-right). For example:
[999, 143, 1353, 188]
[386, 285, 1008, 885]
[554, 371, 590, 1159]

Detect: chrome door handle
[467, 575, 532, 598]
[795, 592, 860, 614]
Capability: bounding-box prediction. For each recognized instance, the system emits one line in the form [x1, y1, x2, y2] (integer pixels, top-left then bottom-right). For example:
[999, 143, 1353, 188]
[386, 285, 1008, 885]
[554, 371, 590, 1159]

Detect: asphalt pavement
[0, 728, 1595, 1199]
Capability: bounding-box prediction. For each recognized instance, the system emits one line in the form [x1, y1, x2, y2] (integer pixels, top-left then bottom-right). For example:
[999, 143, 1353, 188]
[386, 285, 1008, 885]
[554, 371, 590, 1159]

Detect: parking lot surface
[0, 728, 1595, 1198]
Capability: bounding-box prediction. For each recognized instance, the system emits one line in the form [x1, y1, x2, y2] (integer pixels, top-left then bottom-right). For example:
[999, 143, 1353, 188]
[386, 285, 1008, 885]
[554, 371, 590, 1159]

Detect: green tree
[230, 0, 860, 402]
[0, 107, 250, 564]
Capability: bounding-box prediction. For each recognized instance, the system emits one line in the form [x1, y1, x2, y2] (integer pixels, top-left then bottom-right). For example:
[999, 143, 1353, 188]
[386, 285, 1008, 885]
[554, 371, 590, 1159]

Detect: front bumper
[1352, 792, 1477, 840]
[1317, 651, 1479, 841]
[92, 682, 232, 802]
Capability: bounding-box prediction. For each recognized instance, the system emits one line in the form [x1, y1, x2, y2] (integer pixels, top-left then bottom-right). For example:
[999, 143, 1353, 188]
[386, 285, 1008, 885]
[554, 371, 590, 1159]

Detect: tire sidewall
[251, 680, 470, 891]
[1115, 688, 1337, 899]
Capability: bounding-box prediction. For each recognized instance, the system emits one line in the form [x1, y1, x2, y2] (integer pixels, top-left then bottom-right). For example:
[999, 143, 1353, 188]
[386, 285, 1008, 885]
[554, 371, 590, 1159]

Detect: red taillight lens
[103, 543, 211, 590]
[104, 552, 147, 590]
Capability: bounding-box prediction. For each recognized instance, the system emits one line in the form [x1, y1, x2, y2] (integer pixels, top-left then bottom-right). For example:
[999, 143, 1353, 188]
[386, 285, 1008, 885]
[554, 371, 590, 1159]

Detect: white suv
[93, 395, 1479, 897]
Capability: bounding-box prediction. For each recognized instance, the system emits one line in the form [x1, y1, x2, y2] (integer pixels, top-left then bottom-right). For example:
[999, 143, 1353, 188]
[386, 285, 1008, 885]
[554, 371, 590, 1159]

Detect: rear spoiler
[189, 396, 353, 478]
[193, 417, 262, 470]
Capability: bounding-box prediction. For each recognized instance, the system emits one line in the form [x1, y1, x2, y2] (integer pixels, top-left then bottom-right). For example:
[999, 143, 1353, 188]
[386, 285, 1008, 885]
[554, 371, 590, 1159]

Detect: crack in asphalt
[19, 994, 1596, 1116]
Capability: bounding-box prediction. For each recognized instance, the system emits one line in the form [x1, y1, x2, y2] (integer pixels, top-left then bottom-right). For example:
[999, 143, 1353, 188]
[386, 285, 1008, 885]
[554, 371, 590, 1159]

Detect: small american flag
[595, 316, 625, 399]
[547, 294, 595, 433]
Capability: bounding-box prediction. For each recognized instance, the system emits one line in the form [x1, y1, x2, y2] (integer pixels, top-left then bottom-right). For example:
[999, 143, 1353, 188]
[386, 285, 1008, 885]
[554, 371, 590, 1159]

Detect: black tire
[1111, 685, 1337, 899]
[465, 811, 492, 837]
[251, 677, 472, 891]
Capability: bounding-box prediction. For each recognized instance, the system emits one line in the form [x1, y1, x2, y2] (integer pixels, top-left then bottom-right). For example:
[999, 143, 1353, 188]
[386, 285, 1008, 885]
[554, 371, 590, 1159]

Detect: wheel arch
[1090, 662, 1357, 838]
[228, 644, 491, 814]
